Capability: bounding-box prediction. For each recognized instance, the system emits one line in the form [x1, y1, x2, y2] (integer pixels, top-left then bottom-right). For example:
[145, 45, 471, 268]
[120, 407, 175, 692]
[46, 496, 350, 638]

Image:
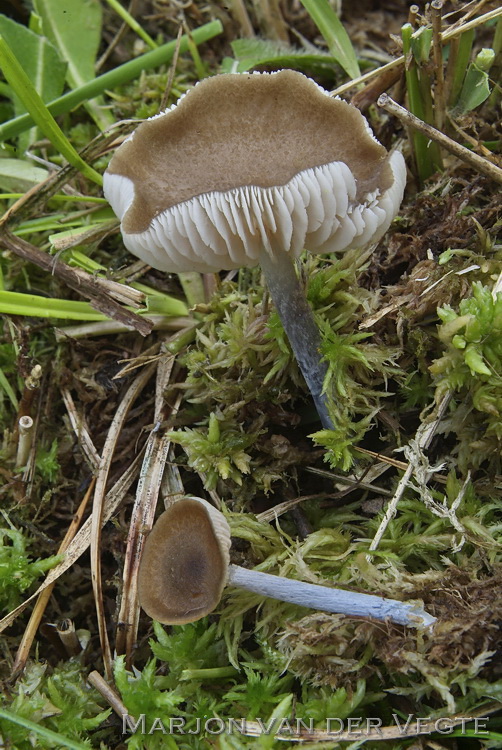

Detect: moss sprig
[0, 517, 61, 612]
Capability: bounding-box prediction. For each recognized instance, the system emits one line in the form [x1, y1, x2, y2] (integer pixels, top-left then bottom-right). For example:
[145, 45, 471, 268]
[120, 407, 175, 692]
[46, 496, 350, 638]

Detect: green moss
[0, 661, 109, 749]
[0, 518, 61, 612]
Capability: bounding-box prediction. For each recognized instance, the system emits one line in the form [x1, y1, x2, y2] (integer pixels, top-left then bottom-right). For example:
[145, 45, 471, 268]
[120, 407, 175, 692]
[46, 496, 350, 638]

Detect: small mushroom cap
[138, 497, 231, 625]
[104, 70, 406, 273]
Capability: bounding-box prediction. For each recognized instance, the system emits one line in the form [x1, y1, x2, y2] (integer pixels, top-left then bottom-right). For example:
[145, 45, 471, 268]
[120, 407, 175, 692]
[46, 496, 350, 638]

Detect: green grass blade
[299, 0, 360, 79]
[0, 289, 188, 320]
[0, 35, 102, 185]
[0, 14, 66, 150]
[34, 0, 113, 131]
[0, 20, 223, 142]
[104, 0, 157, 49]
[0, 290, 109, 320]
[0, 158, 48, 192]
[224, 38, 341, 74]
[0, 367, 19, 409]
[0, 708, 90, 750]
[453, 48, 495, 114]
[447, 28, 475, 107]
[402, 23, 441, 182]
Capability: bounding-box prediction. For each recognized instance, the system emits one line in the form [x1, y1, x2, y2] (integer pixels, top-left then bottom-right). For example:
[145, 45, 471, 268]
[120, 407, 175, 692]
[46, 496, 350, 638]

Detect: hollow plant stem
[15, 416, 34, 468]
[259, 249, 333, 429]
[227, 565, 436, 629]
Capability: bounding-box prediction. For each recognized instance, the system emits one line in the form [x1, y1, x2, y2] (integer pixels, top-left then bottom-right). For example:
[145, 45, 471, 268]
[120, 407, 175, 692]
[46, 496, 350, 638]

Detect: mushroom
[103, 70, 406, 429]
[137, 496, 231, 624]
[138, 497, 436, 629]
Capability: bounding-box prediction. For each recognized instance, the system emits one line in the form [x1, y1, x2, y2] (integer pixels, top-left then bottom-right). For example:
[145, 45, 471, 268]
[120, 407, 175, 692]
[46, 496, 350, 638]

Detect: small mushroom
[138, 497, 436, 629]
[138, 496, 231, 625]
[104, 70, 406, 428]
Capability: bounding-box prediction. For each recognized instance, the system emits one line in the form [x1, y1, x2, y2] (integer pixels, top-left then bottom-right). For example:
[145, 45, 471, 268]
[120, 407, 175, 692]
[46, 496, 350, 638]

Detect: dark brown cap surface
[138, 498, 231, 624]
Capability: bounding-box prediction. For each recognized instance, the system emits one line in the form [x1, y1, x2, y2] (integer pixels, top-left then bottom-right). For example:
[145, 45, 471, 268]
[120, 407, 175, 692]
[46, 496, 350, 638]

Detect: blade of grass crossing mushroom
[259, 249, 333, 429]
[90, 363, 157, 681]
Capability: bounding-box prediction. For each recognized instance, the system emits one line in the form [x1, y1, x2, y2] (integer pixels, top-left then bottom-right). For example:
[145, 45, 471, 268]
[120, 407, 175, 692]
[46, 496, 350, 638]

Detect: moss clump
[0, 520, 61, 612]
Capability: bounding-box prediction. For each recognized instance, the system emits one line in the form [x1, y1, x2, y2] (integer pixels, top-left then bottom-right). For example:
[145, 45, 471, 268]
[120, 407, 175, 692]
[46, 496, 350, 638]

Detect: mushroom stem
[227, 564, 436, 629]
[259, 249, 333, 429]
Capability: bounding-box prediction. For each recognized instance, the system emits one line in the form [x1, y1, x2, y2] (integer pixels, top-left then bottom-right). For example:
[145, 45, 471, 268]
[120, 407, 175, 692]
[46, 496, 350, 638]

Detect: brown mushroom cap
[138, 497, 231, 624]
[103, 70, 406, 273]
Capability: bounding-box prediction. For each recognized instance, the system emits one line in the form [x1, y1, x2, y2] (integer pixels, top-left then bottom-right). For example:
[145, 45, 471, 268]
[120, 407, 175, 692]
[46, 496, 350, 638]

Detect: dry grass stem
[49, 220, 119, 252]
[114, 424, 174, 662]
[10, 480, 94, 678]
[304, 465, 395, 496]
[87, 670, 130, 718]
[61, 388, 100, 471]
[378, 94, 502, 183]
[332, 6, 502, 97]
[356, 447, 449, 485]
[115, 357, 180, 662]
[229, 0, 255, 38]
[369, 393, 451, 552]
[0, 230, 153, 335]
[257, 494, 335, 523]
[15, 416, 34, 468]
[239, 702, 501, 741]
[159, 25, 183, 112]
[159, 453, 185, 509]
[90, 362, 157, 680]
[56, 619, 82, 657]
[55, 315, 193, 341]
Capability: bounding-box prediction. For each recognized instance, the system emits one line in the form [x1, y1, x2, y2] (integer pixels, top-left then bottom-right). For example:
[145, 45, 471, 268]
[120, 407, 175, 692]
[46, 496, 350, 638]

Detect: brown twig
[378, 93, 502, 184]
[10, 480, 94, 680]
[332, 6, 502, 97]
[88, 670, 130, 718]
[0, 230, 153, 335]
[350, 66, 402, 112]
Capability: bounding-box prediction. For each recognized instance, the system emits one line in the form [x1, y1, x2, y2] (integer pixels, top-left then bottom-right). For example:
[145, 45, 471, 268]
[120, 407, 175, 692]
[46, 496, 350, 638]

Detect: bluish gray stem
[228, 565, 436, 629]
[259, 250, 333, 429]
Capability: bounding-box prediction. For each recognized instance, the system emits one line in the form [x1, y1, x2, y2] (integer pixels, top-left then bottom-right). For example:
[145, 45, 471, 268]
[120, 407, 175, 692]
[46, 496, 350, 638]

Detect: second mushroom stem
[259, 249, 334, 430]
[227, 565, 436, 628]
